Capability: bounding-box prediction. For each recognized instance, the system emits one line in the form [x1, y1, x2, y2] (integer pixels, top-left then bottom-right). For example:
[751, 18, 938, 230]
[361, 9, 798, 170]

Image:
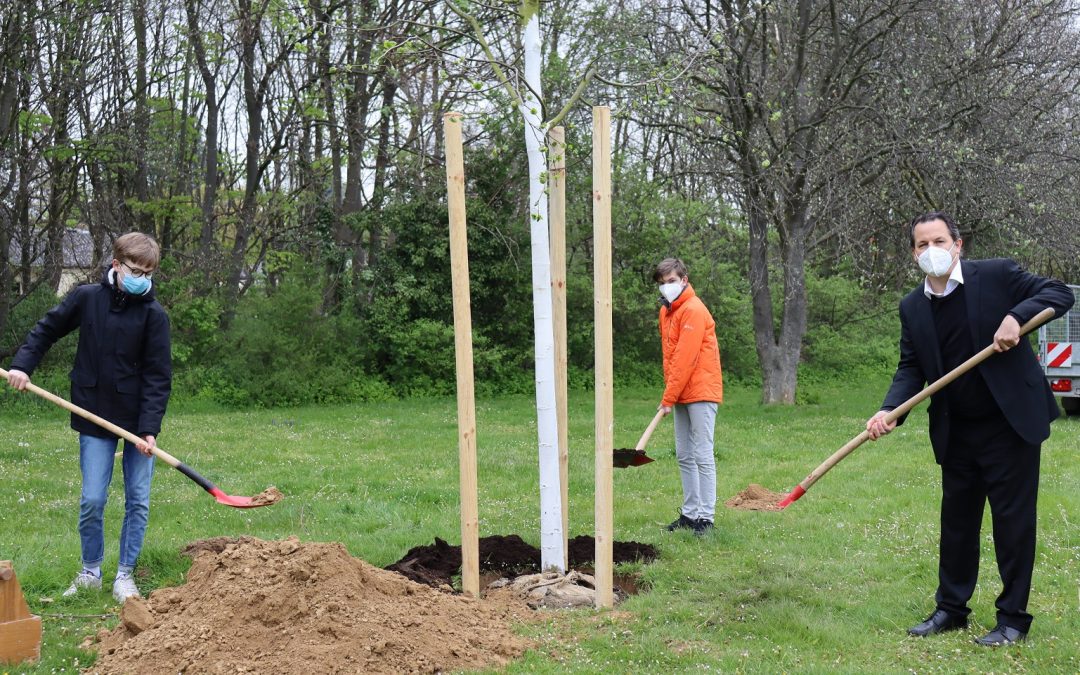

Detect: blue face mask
[122, 274, 152, 295]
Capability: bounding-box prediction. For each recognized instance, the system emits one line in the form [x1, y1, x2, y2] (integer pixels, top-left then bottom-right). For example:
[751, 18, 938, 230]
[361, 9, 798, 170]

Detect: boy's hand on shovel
[137, 435, 157, 457]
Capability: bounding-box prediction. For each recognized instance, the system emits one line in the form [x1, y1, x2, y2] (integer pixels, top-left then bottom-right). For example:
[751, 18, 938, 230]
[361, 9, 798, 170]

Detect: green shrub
[799, 272, 900, 384]
[0, 284, 81, 413]
[154, 261, 223, 370]
[1, 283, 79, 373]
[209, 272, 387, 407]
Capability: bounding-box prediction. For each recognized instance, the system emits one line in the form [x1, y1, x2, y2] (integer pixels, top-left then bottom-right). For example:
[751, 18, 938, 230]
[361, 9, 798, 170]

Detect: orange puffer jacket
[659, 284, 723, 406]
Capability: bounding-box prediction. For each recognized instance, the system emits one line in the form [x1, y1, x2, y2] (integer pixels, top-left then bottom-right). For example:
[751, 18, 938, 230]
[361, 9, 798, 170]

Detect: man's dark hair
[908, 211, 961, 248]
[653, 258, 688, 283]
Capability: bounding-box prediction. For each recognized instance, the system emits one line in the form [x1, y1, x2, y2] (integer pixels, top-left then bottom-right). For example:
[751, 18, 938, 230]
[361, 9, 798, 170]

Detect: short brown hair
[113, 232, 161, 270]
[653, 257, 688, 283]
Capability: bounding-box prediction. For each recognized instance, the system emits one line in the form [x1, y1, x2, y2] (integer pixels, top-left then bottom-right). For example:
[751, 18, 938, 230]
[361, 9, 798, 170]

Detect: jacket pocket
[116, 375, 141, 395]
[70, 370, 97, 387]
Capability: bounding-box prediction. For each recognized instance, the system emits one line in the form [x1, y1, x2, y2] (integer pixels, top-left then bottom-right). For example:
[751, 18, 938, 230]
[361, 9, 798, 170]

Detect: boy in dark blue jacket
[6, 232, 171, 603]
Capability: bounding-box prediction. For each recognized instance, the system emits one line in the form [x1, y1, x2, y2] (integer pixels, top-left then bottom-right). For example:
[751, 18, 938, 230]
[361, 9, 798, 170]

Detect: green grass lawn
[1, 375, 1078, 673]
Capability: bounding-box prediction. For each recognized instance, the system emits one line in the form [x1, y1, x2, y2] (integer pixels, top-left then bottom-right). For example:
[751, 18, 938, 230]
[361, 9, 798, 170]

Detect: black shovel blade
[612, 448, 655, 468]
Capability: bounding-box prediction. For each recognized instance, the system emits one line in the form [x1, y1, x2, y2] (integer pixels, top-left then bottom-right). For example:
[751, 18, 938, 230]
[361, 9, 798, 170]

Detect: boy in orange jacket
[655, 258, 723, 536]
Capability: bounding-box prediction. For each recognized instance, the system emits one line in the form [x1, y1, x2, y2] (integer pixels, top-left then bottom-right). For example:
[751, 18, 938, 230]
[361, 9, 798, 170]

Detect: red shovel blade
[612, 449, 655, 469]
[776, 485, 806, 509]
[209, 486, 281, 509]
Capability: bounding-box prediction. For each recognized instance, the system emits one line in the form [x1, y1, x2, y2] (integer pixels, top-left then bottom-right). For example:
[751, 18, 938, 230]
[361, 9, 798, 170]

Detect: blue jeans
[78, 434, 155, 569]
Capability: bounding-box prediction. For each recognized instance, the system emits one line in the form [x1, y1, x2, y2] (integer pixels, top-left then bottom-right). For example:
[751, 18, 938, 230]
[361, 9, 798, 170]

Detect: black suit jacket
[881, 258, 1074, 463]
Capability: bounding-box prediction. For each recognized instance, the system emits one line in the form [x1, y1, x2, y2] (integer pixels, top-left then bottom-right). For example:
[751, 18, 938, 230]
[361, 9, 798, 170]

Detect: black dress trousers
[934, 412, 1040, 632]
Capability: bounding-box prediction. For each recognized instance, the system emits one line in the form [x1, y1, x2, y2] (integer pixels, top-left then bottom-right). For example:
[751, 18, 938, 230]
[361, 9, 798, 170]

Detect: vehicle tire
[1062, 397, 1080, 416]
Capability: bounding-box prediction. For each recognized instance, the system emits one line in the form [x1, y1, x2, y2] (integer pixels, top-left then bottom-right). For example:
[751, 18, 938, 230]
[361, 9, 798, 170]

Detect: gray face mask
[659, 281, 684, 303]
[917, 241, 957, 277]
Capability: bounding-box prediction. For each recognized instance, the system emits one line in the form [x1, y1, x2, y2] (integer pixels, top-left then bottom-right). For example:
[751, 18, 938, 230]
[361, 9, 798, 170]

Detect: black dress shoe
[907, 609, 968, 637]
[974, 625, 1027, 646]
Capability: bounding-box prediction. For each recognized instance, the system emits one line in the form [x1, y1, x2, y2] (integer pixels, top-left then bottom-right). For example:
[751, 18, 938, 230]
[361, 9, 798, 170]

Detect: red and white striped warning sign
[1047, 342, 1073, 368]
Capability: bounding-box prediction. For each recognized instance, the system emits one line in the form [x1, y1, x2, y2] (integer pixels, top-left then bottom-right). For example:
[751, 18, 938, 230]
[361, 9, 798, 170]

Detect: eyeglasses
[120, 260, 154, 279]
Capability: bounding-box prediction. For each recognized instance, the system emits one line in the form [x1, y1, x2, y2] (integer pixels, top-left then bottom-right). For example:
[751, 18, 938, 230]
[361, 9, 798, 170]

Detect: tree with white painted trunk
[448, 0, 594, 572]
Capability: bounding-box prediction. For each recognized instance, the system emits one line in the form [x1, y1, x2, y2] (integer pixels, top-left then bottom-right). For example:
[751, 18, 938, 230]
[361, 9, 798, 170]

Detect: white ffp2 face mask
[659, 281, 685, 304]
[917, 242, 957, 277]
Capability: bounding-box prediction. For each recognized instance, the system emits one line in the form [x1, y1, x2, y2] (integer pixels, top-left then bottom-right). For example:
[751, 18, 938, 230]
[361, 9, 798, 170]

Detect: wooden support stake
[592, 106, 614, 609]
[0, 561, 42, 665]
[549, 126, 569, 570]
[444, 112, 480, 599]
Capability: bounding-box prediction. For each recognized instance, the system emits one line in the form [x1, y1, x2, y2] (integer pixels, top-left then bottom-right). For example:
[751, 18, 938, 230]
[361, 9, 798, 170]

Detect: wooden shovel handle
[635, 409, 667, 451]
[796, 306, 1057, 493]
[0, 367, 181, 468]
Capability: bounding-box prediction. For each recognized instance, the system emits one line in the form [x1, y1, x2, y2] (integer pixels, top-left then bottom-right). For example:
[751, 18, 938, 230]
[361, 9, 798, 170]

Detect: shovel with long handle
[777, 307, 1057, 509]
[1, 368, 275, 508]
[613, 408, 665, 468]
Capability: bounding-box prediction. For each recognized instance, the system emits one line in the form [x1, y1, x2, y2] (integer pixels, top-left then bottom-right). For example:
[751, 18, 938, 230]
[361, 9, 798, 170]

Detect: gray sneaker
[112, 574, 141, 603]
[62, 570, 102, 597]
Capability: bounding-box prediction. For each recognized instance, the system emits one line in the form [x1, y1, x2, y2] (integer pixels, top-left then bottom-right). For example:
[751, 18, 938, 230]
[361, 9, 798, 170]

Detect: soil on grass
[725, 483, 786, 511]
[385, 534, 658, 589]
[87, 536, 533, 674]
[248, 485, 283, 506]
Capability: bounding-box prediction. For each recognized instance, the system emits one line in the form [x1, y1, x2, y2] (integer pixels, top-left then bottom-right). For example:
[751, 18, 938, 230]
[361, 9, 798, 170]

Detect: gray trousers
[673, 401, 718, 522]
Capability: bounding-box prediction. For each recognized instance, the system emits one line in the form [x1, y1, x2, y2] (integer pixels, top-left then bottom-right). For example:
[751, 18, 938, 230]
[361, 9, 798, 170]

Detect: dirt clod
[248, 485, 283, 506]
[119, 596, 155, 635]
[725, 483, 786, 511]
[88, 536, 533, 674]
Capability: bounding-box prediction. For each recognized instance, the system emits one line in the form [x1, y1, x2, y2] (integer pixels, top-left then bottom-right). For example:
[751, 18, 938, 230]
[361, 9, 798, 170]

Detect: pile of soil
[386, 535, 658, 588]
[88, 536, 533, 674]
[247, 485, 284, 506]
[725, 483, 786, 511]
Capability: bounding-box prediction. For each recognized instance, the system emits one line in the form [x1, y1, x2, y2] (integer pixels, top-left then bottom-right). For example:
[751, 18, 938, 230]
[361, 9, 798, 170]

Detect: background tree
[592, 0, 1080, 403]
[2, 0, 1078, 408]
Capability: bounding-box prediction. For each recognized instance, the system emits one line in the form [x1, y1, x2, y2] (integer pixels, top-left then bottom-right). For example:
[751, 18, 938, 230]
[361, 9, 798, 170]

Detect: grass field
[1, 375, 1078, 673]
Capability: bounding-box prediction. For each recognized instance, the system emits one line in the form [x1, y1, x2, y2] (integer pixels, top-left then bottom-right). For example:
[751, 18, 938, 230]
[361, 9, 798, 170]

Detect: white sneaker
[63, 570, 102, 597]
[112, 575, 141, 603]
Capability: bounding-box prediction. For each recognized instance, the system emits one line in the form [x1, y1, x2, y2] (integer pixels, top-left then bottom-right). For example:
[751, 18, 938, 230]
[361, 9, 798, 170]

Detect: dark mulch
[385, 534, 658, 589]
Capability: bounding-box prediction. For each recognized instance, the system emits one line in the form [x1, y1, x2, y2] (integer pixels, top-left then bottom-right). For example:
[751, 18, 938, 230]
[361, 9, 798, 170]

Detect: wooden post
[0, 561, 42, 665]
[549, 126, 569, 570]
[444, 112, 480, 599]
[592, 106, 614, 609]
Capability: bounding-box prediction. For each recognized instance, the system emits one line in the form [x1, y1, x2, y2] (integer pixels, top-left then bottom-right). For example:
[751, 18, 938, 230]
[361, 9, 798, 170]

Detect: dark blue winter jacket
[10, 271, 172, 438]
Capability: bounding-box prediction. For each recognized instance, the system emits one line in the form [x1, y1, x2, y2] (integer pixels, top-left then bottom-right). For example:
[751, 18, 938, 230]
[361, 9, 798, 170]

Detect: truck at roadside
[1038, 284, 1080, 416]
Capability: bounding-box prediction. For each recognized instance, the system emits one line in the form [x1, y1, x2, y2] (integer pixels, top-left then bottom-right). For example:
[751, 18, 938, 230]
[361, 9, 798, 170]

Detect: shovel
[776, 307, 1057, 508]
[1, 367, 277, 509]
[613, 409, 664, 468]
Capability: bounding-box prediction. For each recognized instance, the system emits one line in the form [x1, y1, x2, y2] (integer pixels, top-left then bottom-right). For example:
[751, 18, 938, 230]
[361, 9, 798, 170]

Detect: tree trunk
[367, 75, 397, 270]
[15, 128, 32, 292]
[43, 13, 81, 293]
[316, 0, 342, 211]
[0, 0, 30, 338]
[186, 0, 220, 261]
[520, 0, 564, 573]
[342, 0, 375, 216]
[166, 39, 197, 253]
[131, 0, 152, 235]
[221, 0, 263, 329]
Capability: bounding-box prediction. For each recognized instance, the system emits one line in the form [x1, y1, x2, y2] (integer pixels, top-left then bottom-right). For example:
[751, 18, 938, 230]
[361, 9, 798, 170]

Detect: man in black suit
[866, 211, 1074, 646]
